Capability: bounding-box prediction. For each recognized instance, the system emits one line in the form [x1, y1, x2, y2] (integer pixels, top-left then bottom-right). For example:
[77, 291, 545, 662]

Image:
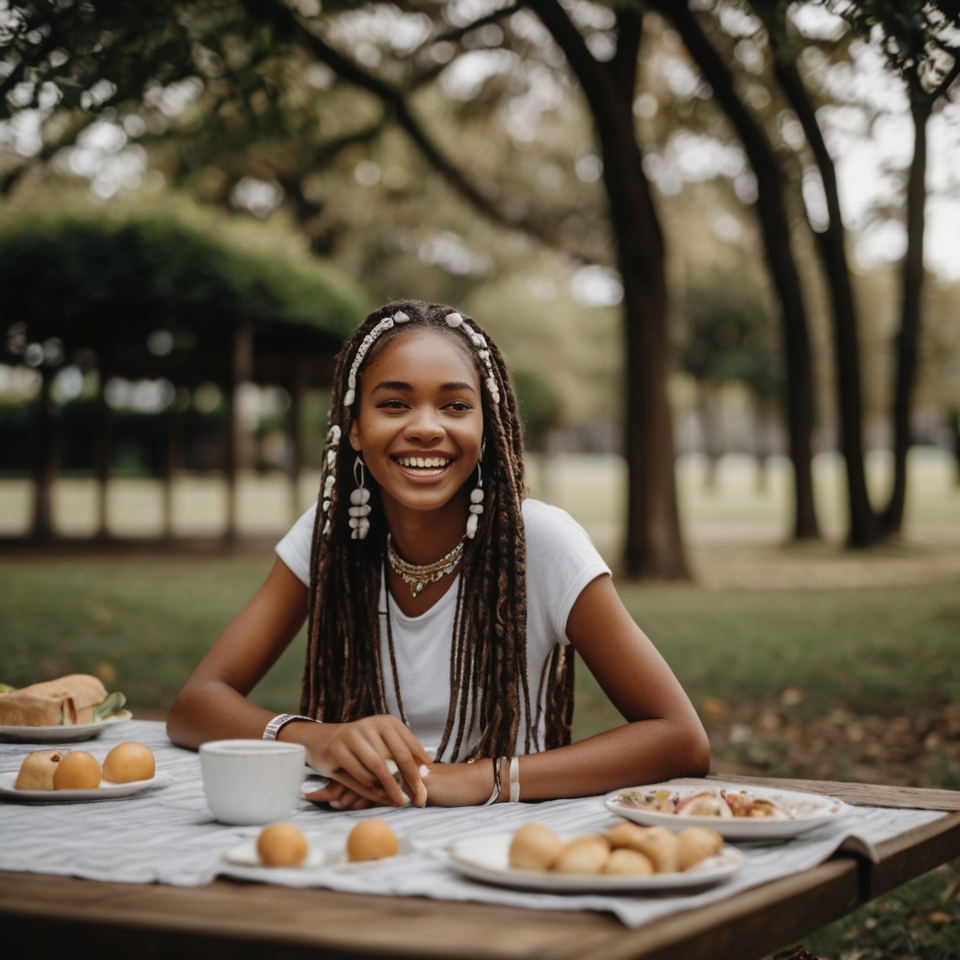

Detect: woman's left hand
[304, 780, 380, 811]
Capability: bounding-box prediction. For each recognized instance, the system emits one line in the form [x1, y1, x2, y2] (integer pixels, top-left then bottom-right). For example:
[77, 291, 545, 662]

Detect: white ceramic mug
[199, 739, 306, 825]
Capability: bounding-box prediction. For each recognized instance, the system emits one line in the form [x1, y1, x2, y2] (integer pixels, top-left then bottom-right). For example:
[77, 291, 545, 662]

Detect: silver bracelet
[262, 713, 320, 740]
[483, 756, 504, 806]
[508, 756, 520, 803]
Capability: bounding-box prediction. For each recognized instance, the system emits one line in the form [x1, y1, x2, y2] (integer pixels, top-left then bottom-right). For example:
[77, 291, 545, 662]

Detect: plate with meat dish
[604, 781, 853, 840]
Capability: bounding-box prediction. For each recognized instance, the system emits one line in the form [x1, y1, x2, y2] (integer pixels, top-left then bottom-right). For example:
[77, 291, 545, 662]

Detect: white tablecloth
[0, 720, 945, 928]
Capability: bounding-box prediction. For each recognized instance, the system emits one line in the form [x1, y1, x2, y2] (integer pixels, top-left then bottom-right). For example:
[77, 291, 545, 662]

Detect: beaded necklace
[386, 533, 465, 598]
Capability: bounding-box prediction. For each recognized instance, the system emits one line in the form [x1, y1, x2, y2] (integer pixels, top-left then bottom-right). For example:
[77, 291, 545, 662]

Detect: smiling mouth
[393, 456, 453, 476]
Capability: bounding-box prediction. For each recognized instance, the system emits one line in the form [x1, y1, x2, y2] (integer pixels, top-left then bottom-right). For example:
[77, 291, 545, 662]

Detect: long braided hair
[300, 299, 574, 760]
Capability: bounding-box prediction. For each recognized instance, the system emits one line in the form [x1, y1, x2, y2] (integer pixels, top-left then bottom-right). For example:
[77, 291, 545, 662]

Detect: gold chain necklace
[386, 533, 466, 598]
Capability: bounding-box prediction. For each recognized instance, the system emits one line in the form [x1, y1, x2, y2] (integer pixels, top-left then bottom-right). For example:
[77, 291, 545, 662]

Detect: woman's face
[348, 328, 484, 519]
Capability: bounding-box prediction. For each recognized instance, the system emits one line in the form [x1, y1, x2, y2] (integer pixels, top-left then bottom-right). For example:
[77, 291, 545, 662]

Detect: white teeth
[398, 456, 450, 468]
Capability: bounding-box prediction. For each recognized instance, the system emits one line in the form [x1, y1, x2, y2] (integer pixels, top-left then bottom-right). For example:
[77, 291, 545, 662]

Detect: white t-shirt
[275, 498, 610, 758]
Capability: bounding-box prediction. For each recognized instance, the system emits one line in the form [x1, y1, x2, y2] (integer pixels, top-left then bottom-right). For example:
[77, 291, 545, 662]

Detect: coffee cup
[199, 739, 306, 825]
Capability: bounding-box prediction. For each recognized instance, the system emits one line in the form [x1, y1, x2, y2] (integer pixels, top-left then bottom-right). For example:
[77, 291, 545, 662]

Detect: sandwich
[0, 675, 125, 727]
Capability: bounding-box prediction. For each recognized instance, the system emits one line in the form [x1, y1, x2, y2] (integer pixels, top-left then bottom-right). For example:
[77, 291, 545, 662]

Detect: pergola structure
[0, 203, 369, 541]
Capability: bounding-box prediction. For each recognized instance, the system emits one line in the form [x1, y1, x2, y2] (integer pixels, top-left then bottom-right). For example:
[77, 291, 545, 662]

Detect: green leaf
[93, 691, 127, 721]
[0, 683, 15, 693]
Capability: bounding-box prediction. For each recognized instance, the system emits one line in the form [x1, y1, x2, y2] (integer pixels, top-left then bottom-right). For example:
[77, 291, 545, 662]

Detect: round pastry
[608, 821, 652, 850]
[14, 750, 63, 791]
[603, 848, 655, 876]
[509, 823, 563, 872]
[346, 819, 399, 862]
[611, 825, 679, 873]
[52, 751, 101, 790]
[257, 823, 309, 867]
[677, 827, 724, 871]
[552, 836, 610, 875]
[102, 742, 155, 783]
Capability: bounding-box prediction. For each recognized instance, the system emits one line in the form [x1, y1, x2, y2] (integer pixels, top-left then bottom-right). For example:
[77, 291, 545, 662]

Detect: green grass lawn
[4, 554, 959, 727]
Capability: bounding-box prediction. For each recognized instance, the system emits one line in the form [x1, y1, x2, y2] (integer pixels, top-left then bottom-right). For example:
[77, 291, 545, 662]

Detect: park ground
[1, 448, 959, 959]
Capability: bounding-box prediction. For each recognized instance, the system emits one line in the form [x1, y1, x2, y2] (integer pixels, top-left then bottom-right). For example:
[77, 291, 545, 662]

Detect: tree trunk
[665, 5, 819, 540]
[879, 96, 932, 535]
[529, 0, 688, 577]
[226, 319, 254, 544]
[96, 368, 112, 539]
[31, 370, 56, 540]
[773, 58, 876, 546]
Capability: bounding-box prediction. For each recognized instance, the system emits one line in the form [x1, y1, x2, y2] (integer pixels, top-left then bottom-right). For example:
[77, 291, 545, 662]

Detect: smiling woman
[166, 299, 709, 810]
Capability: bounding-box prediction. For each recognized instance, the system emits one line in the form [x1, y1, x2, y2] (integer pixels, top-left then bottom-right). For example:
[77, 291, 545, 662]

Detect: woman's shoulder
[521, 499, 608, 563]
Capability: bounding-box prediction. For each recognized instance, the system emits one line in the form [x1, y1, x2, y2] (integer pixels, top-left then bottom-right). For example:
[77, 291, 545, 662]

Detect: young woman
[167, 300, 709, 809]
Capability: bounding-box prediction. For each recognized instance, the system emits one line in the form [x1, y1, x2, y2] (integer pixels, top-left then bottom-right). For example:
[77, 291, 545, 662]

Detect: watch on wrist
[262, 713, 320, 740]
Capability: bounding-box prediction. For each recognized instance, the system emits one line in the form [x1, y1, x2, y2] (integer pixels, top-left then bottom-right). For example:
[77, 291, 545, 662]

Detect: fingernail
[398, 794, 410, 807]
[329, 800, 342, 809]
[418, 764, 430, 778]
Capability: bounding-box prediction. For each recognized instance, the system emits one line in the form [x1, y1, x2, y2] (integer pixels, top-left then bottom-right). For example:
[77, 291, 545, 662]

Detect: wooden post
[31, 369, 56, 540]
[96, 370, 112, 539]
[226, 319, 254, 544]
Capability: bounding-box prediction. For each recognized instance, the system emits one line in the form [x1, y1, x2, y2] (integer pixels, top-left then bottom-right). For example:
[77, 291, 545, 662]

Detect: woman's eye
[378, 399, 408, 410]
[446, 401, 473, 412]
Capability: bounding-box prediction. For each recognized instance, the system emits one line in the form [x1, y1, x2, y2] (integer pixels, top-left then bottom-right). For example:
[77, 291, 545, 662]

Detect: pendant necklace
[386, 533, 466, 598]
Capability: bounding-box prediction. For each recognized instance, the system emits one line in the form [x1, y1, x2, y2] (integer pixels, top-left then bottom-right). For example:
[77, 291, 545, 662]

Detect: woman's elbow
[685, 726, 711, 778]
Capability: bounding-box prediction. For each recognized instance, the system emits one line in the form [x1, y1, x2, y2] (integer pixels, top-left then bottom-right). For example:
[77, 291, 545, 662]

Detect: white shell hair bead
[343, 389, 356, 407]
[445, 313, 463, 327]
[358, 517, 370, 537]
[322, 500, 331, 512]
[324, 474, 335, 490]
[328, 425, 341, 442]
[469, 504, 483, 514]
[466, 513, 479, 538]
[323, 520, 331, 535]
[348, 505, 371, 517]
[470, 488, 484, 503]
[327, 448, 336, 464]
[395, 311, 409, 322]
[350, 488, 371, 505]
[349, 517, 359, 529]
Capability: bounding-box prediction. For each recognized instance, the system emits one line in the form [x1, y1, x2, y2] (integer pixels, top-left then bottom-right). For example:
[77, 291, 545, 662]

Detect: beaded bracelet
[262, 713, 321, 740]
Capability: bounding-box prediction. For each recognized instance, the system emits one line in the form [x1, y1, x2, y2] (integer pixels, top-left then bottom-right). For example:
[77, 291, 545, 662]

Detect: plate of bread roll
[447, 822, 744, 892]
[0, 742, 165, 802]
[0, 675, 132, 743]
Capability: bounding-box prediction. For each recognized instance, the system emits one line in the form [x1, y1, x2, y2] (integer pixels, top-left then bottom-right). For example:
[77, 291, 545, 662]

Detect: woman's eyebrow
[372, 380, 412, 392]
[440, 381, 477, 393]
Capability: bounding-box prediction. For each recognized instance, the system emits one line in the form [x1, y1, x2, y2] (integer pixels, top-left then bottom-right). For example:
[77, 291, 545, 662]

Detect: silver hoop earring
[350, 456, 371, 540]
[467, 458, 483, 539]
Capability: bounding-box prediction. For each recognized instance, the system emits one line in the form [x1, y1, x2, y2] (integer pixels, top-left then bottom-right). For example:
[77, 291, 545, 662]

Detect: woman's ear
[349, 416, 362, 452]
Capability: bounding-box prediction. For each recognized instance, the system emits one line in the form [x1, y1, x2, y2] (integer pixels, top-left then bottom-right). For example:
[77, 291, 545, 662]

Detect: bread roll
[553, 836, 610, 875]
[14, 750, 63, 790]
[346, 819, 398, 861]
[603, 849, 655, 876]
[677, 827, 724, 871]
[0, 675, 108, 726]
[608, 821, 652, 850]
[509, 823, 563, 872]
[257, 823, 308, 867]
[103, 742, 155, 783]
[610, 825, 679, 873]
[53, 751, 101, 790]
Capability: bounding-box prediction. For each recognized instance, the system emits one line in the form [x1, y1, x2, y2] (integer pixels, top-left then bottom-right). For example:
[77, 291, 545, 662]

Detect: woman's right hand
[284, 715, 432, 808]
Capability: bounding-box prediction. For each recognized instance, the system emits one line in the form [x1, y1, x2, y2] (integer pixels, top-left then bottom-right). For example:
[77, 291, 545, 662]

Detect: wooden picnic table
[2, 776, 959, 960]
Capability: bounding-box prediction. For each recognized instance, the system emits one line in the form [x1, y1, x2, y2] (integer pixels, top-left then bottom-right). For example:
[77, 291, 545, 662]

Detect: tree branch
[268, 0, 574, 253]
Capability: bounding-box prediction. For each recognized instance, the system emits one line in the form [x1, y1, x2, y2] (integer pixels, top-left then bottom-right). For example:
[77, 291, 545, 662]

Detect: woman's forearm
[505, 716, 710, 802]
[166, 678, 279, 749]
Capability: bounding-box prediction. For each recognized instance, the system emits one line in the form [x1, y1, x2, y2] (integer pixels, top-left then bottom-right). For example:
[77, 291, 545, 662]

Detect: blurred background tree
[2, 0, 960, 571]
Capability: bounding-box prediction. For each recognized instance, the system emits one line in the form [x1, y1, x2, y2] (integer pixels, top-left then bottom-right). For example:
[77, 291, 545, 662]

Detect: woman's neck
[381, 493, 469, 566]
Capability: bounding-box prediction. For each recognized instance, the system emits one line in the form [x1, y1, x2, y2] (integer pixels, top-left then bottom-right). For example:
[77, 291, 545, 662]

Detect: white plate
[604, 782, 853, 840]
[0, 711, 133, 744]
[0, 770, 169, 802]
[447, 834, 744, 893]
[223, 839, 329, 869]
[223, 837, 413, 871]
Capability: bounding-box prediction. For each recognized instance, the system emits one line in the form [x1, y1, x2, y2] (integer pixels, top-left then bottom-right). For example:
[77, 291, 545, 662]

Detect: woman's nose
[404, 406, 443, 442]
